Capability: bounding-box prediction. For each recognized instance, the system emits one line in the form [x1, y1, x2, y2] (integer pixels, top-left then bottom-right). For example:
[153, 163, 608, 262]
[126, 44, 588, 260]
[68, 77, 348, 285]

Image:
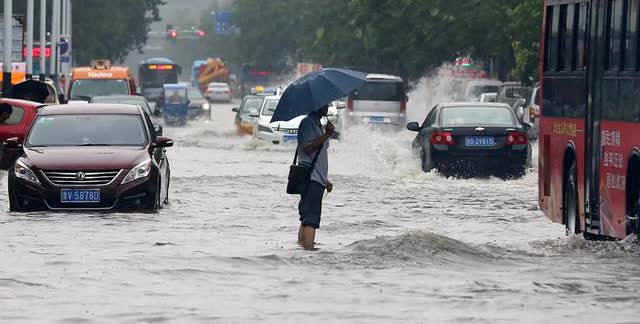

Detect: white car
[205, 82, 232, 102]
[479, 92, 497, 102]
[252, 95, 301, 144]
[252, 96, 338, 144]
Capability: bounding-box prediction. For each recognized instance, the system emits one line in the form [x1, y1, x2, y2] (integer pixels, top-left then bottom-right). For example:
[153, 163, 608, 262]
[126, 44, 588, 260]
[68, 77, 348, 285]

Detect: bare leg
[301, 226, 316, 250]
[298, 223, 304, 245]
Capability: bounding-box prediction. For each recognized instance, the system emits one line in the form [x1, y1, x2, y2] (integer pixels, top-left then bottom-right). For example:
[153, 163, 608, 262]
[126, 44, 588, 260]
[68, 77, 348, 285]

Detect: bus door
[584, 0, 606, 235]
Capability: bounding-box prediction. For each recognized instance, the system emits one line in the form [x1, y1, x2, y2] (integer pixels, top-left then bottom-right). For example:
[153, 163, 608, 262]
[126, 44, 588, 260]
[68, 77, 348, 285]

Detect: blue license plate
[61, 189, 100, 203]
[368, 116, 386, 123]
[465, 136, 495, 147]
[283, 135, 297, 142]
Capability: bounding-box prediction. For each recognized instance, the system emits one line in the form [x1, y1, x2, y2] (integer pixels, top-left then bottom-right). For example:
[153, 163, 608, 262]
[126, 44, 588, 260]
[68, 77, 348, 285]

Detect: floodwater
[1, 99, 640, 323]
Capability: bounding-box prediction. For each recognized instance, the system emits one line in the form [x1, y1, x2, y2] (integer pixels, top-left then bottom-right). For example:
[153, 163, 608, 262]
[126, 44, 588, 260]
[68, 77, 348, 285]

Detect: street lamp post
[40, 0, 46, 80]
[2, 0, 13, 97]
[26, 0, 34, 79]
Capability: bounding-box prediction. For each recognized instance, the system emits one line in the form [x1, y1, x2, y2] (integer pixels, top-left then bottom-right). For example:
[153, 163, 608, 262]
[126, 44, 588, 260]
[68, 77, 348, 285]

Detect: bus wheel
[626, 159, 640, 237]
[563, 162, 579, 235]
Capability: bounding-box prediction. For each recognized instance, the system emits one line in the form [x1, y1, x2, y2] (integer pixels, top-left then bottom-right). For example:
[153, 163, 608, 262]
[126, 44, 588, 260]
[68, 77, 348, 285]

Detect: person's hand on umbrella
[325, 121, 335, 137]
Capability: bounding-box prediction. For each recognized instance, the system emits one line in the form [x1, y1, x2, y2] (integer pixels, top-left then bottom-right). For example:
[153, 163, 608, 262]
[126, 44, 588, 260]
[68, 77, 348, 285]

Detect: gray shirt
[297, 113, 328, 186]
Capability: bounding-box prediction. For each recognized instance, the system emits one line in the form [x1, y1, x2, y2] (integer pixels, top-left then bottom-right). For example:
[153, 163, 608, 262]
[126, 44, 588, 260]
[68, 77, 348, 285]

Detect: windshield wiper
[69, 95, 92, 101]
[77, 143, 114, 146]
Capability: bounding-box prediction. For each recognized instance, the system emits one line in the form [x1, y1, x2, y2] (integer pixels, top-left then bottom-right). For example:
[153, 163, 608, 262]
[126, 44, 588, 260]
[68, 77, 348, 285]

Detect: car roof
[39, 104, 142, 115]
[0, 98, 44, 109]
[366, 73, 402, 81]
[91, 95, 146, 101]
[438, 102, 511, 109]
[208, 82, 228, 86]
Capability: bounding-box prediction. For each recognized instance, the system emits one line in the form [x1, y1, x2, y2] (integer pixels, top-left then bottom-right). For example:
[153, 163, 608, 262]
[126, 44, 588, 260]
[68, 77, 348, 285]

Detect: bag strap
[293, 147, 299, 165]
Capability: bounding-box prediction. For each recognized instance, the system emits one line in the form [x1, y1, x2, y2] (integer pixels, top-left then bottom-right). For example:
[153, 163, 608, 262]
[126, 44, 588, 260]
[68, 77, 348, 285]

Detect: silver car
[345, 74, 407, 130]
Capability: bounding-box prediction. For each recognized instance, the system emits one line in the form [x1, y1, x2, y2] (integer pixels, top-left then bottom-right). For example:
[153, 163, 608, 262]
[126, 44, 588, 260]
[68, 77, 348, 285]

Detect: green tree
[71, 0, 165, 64]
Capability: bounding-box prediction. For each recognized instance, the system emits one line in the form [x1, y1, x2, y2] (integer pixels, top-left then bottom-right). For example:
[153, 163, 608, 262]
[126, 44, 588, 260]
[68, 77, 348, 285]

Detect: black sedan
[407, 102, 531, 178]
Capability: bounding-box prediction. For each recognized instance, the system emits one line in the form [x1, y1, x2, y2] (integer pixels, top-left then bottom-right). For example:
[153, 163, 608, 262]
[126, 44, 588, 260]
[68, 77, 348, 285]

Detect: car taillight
[224, 89, 230, 93]
[400, 100, 406, 113]
[506, 131, 528, 145]
[431, 131, 454, 145]
[347, 96, 353, 111]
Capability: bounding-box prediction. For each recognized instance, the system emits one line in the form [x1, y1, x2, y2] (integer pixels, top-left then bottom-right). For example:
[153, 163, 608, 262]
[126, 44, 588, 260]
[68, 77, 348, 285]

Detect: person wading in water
[296, 104, 334, 250]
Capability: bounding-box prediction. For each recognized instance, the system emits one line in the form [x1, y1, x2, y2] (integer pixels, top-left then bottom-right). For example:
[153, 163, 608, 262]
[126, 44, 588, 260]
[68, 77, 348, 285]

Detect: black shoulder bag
[286, 147, 322, 195]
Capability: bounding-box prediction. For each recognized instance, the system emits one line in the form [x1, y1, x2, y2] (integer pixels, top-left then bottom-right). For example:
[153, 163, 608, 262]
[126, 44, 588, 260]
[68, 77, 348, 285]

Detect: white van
[346, 74, 407, 130]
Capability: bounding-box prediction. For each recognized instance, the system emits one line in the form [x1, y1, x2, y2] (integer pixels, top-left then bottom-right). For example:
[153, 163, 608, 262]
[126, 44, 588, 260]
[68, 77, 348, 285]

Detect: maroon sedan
[6, 104, 173, 211]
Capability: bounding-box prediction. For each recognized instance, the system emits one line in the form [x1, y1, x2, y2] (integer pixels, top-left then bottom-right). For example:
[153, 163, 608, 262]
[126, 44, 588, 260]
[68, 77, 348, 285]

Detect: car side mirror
[249, 112, 259, 118]
[3, 137, 21, 149]
[232, 107, 239, 113]
[406, 122, 421, 132]
[154, 136, 174, 148]
[521, 121, 532, 131]
[57, 93, 66, 104]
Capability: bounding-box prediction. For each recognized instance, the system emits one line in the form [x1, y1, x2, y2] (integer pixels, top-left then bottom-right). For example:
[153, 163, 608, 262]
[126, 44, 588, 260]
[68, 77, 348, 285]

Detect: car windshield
[441, 106, 515, 126]
[503, 86, 528, 99]
[261, 99, 279, 116]
[210, 84, 227, 89]
[189, 89, 204, 99]
[352, 81, 405, 101]
[69, 79, 129, 98]
[27, 114, 147, 147]
[241, 97, 264, 114]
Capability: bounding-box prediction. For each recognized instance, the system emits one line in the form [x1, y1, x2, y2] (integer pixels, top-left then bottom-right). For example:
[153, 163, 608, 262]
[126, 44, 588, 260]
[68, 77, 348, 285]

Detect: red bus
[540, 0, 640, 239]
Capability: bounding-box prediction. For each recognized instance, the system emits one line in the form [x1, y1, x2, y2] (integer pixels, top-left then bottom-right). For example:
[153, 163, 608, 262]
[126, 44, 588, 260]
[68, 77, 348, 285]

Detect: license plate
[283, 135, 297, 142]
[465, 136, 495, 147]
[61, 189, 100, 203]
[368, 116, 386, 123]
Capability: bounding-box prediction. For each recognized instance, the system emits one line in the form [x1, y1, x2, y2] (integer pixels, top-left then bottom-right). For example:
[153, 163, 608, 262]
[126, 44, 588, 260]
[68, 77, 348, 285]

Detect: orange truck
[67, 59, 136, 103]
[193, 57, 230, 94]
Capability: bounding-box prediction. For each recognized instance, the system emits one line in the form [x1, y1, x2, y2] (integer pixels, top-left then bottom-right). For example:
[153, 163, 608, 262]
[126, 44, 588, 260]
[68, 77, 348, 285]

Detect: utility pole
[50, 0, 59, 86]
[2, 0, 13, 97]
[40, 0, 46, 80]
[26, 0, 35, 79]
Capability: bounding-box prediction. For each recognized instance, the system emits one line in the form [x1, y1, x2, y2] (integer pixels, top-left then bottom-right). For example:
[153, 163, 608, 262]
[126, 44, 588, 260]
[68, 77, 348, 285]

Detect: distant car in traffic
[479, 92, 497, 102]
[187, 87, 211, 120]
[0, 99, 43, 169]
[232, 95, 265, 135]
[462, 79, 502, 101]
[346, 74, 407, 130]
[89, 95, 163, 135]
[205, 82, 232, 102]
[496, 82, 529, 107]
[7, 104, 173, 212]
[407, 102, 531, 178]
[252, 95, 303, 144]
[67, 59, 136, 104]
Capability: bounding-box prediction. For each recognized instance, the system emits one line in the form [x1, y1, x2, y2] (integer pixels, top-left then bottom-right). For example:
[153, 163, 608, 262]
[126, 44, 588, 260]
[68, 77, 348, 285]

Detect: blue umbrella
[270, 68, 367, 122]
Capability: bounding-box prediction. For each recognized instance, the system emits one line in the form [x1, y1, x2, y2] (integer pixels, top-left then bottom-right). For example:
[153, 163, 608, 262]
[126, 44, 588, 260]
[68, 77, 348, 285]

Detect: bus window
[625, 0, 638, 71]
[550, 6, 560, 70]
[577, 2, 589, 70]
[558, 4, 568, 70]
[565, 4, 576, 70]
[606, 0, 625, 70]
[544, 6, 554, 71]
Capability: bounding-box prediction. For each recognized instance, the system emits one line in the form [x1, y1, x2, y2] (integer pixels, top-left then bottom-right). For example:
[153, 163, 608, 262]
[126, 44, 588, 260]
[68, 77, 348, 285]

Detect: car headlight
[258, 124, 273, 133]
[201, 102, 210, 110]
[15, 159, 41, 185]
[121, 159, 152, 185]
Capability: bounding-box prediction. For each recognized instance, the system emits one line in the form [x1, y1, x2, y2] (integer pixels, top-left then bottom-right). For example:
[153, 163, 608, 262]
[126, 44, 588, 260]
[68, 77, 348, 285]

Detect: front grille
[277, 128, 298, 134]
[42, 170, 121, 186]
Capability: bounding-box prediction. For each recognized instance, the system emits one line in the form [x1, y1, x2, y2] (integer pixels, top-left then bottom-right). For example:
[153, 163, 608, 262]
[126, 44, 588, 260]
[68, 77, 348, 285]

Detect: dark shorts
[298, 181, 325, 229]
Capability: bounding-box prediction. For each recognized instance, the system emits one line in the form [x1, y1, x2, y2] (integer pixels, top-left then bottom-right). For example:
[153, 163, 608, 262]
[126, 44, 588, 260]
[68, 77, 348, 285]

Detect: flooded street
[1, 101, 640, 323]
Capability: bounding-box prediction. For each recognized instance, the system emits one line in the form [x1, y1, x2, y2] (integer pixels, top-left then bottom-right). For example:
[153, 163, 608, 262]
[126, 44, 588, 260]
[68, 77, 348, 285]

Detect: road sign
[214, 11, 232, 35]
[0, 15, 25, 62]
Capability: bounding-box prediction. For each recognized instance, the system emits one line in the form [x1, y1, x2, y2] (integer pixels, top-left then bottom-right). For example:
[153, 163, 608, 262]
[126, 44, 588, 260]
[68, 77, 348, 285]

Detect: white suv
[345, 74, 407, 130]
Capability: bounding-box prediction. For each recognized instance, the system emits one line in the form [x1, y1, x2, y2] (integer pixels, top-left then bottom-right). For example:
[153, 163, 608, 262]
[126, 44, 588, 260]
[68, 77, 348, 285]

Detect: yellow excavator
[195, 57, 230, 94]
